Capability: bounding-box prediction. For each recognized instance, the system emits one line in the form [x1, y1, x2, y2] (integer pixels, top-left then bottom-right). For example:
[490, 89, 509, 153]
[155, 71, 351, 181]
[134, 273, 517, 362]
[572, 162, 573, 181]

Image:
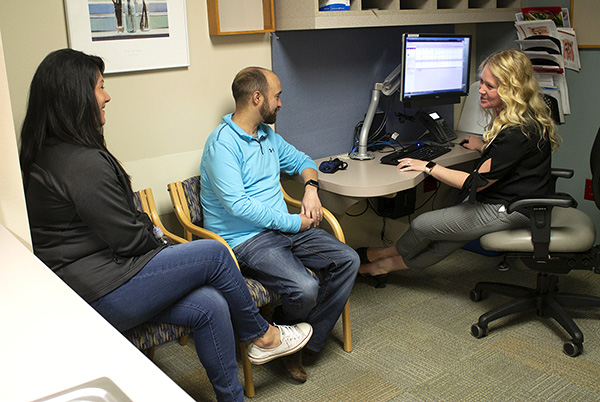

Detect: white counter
[0, 225, 194, 402]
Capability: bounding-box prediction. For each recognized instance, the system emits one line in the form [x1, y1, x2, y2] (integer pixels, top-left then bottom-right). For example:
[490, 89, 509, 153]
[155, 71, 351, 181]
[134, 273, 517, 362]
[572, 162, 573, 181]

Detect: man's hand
[299, 214, 315, 231]
[301, 186, 323, 228]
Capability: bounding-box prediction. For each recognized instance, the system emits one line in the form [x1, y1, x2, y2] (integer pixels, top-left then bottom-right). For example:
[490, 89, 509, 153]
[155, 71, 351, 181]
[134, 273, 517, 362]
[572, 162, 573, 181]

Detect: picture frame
[64, 0, 190, 73]
[570, 0, 600, 48]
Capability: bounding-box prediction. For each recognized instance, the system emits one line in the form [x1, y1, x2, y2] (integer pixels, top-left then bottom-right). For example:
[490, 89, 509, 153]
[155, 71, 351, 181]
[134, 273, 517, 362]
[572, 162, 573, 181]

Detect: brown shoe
[281, 351, 307, 383]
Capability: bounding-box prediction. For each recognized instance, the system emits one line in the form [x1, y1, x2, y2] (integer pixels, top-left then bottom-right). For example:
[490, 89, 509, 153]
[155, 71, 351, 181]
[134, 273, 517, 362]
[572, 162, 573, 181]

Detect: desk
[0, 225, 193, 402]
[312, 131, 481, 212]
[315, 131, 480, 198]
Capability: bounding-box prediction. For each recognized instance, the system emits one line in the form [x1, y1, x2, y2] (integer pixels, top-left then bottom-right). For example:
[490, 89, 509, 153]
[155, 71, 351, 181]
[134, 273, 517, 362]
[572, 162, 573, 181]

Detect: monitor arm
[350, 64, 403, 160]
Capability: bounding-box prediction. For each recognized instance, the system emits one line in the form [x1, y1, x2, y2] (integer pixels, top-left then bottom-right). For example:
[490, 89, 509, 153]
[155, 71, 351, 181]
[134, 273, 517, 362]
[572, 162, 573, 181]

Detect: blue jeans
[233, 228, 359, 352]
[91, 239, 269, 402]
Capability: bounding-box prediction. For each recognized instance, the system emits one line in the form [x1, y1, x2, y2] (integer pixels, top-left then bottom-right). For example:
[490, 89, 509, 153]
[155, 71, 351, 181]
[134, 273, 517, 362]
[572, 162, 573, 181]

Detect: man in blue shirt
[201, 67, 359, 382]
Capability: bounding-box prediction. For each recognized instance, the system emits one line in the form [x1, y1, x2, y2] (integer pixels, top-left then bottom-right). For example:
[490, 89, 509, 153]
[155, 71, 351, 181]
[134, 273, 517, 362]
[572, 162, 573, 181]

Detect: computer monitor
[400, 33, 472, 109]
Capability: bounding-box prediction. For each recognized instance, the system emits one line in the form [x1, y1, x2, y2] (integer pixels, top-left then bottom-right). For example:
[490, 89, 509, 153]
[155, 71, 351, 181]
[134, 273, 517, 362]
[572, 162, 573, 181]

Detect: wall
[0, 0, 272, 229]
[275, 0, 600, 245]
[474, 15, 600, 241]
[541, 0, 600, 236]
[2, 0, 599, 245]
[0, 31, 31, 248]
[272, 25, 458, 159]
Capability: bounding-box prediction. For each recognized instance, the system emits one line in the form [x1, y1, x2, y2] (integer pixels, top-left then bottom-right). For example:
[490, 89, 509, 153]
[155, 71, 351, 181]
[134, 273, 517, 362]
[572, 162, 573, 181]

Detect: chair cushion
[182, 176, 203, 226]
[245, 277, 279, 308]
[480, 207, 596, 253]
[123, 322, 191, 351]
[133, 192, 143, 211]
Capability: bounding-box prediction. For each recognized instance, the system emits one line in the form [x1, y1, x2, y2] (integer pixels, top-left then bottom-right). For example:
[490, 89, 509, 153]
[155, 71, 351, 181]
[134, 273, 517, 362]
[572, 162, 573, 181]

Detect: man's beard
[261, 102, 279, 124]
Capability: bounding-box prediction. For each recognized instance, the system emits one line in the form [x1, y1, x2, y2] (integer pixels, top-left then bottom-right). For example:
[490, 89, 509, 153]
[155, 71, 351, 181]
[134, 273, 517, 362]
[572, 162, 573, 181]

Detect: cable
[345, 200, 369, 217]
[413, 181, 440, 211]
[349, 91, 399, 155]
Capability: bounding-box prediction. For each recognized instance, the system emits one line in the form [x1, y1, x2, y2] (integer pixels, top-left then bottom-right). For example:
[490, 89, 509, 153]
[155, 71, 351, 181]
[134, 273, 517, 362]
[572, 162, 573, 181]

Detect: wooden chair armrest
[136, 188, 186, 244]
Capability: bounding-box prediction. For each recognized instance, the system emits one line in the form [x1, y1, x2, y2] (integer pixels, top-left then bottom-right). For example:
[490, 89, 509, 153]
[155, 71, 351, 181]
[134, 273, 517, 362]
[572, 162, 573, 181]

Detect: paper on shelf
[515, 20, 558, 40]
[557, 28, 580, 71]
[516, 39, 561, 54]
[535, 72, 570, 115]
[524, 50, 564, 69]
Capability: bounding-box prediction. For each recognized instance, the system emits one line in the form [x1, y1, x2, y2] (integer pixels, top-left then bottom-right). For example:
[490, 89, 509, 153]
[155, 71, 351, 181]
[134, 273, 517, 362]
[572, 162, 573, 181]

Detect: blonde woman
[357, 49, 560, 286]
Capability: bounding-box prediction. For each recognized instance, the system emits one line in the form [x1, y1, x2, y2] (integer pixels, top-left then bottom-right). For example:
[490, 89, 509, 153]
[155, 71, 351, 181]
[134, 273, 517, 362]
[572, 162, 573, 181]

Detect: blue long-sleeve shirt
[200, 113, 318, 248]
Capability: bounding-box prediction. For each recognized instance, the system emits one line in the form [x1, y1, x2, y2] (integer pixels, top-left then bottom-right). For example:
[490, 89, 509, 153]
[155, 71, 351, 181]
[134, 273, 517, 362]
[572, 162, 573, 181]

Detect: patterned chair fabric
[244, 277, 279, 309]
[181, 175, 203, 226]
[124, 192, 192, 354]
[123, 322, 191, 351]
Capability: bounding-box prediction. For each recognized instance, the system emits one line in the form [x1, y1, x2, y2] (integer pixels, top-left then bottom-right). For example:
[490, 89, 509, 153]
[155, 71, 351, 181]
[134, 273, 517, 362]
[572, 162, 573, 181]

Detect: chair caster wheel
[469, 289, 483, 302]
[471, 324, 488, 338]
[496, 260, 511, 272]
[563, 341, 582, 357]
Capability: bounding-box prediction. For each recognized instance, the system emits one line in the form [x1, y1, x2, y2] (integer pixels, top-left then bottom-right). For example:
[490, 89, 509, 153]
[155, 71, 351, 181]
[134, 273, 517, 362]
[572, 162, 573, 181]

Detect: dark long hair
[20, 49, 129, 187]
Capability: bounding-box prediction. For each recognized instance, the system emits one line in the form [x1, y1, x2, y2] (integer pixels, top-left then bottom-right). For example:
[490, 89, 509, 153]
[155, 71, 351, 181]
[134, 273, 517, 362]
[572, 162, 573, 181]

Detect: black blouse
[461, 125, 552, 207]
[26, 140, 163, 303]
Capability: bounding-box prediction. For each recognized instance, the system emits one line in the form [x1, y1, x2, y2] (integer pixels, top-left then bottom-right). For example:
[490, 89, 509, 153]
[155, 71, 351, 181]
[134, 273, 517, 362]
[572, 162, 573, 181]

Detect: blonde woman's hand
[396, 158, 427, 173]
[460, 135, 484, 152]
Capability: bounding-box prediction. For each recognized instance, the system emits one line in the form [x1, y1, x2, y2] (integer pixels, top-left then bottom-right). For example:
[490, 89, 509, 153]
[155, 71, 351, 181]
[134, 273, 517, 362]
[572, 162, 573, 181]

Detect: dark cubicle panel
[272, 25, 455, 159]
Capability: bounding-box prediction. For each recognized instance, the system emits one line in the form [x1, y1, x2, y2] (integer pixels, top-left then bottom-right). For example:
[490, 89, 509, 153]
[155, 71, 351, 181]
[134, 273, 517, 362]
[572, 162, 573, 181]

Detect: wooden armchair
[122, 188, 190, 360]
[167, 176, 352, 398]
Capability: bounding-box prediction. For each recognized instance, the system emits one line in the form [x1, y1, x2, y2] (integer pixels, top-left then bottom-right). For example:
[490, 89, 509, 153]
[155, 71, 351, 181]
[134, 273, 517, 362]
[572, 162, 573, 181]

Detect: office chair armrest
[549, 168, 574, 194]
[551, 168, 574, 180]
[508, 195, 574, 261]
[507, 195, 574, 214]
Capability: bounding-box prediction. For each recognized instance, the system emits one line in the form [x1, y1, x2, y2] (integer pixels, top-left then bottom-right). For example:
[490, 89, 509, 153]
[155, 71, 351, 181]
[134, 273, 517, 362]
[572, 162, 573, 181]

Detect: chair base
[470, 272, 600, 357]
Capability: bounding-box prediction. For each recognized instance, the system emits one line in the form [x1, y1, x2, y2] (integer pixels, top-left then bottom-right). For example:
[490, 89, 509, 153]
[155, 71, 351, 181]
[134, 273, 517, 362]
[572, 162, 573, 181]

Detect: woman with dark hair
[20, 49, 312, 402]
[357, 49, 560, 285]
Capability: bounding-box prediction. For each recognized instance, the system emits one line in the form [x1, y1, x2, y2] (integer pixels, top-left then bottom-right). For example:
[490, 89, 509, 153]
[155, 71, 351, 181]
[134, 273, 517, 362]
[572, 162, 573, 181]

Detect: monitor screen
[400, 34, 472, 108]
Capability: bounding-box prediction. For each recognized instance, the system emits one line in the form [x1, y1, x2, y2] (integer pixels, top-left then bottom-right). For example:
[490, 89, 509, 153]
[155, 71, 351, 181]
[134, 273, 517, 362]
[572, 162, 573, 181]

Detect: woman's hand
[460, 135, 484, 152]
[397, 158, 427, 173]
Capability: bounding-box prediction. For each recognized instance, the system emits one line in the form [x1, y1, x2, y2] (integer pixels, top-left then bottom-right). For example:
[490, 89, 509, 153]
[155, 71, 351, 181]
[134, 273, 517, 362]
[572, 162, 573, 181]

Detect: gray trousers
[396, 201, 530, 271]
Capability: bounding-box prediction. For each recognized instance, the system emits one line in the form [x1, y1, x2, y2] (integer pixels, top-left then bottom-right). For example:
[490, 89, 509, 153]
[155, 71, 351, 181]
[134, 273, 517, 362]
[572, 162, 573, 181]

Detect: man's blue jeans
[234, 228, 359, 352]
[91, 239, 268, 402]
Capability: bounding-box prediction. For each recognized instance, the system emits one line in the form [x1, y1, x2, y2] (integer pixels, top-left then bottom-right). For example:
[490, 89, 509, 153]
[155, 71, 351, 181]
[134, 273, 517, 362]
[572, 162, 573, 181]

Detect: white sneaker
[247, 323, 313, 365]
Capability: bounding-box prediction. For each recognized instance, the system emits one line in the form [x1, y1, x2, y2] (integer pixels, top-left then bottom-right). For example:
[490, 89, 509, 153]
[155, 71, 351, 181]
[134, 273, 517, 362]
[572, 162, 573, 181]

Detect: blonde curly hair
[479, 49, 560, 151]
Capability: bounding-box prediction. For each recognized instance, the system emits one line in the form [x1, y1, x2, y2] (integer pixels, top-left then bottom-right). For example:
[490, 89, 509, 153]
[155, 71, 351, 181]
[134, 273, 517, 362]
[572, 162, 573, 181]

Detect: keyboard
[380, 144, 451, 166]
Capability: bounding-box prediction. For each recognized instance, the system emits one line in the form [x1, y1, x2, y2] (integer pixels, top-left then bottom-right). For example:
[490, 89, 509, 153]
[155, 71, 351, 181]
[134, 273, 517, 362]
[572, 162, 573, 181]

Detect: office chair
[470, 129, 600, 357]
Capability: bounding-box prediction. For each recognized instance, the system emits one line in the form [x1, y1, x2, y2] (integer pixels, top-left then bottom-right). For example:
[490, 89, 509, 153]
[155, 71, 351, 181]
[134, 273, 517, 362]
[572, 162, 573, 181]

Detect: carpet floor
[152, 249, 600, 401]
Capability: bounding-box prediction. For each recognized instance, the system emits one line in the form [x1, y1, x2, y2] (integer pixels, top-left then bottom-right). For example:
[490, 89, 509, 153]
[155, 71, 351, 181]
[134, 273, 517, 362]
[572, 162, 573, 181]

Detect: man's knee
[286, 277, 319, 308]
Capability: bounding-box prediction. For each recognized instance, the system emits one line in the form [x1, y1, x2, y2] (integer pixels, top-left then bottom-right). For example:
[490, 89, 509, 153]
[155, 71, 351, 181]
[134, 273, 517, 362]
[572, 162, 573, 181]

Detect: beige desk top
[0, 225, 193, 402]
[314, 131, 481, 198]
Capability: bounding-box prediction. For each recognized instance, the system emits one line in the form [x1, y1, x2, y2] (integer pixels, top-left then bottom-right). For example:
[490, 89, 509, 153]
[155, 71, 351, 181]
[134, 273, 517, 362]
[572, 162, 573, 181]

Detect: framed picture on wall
[571, 0, 600, 48]
[64, 0, 190, 73]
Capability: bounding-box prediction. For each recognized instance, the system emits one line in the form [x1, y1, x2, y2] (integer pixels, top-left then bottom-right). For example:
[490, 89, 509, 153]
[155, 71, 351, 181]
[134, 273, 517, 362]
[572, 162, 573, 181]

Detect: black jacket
[25, 139, 163, 302]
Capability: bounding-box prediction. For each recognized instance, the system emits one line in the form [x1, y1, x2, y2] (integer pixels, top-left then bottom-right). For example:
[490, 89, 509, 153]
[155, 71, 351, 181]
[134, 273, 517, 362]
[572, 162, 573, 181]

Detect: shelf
[207, 0, 275, 35]
[275, 0, 523, 31]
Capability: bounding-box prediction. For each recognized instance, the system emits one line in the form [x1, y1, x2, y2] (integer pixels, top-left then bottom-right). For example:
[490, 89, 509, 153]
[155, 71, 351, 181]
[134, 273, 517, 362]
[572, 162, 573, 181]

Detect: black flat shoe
[358, 273, 388, 288]
[355, 247, 371, 264]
